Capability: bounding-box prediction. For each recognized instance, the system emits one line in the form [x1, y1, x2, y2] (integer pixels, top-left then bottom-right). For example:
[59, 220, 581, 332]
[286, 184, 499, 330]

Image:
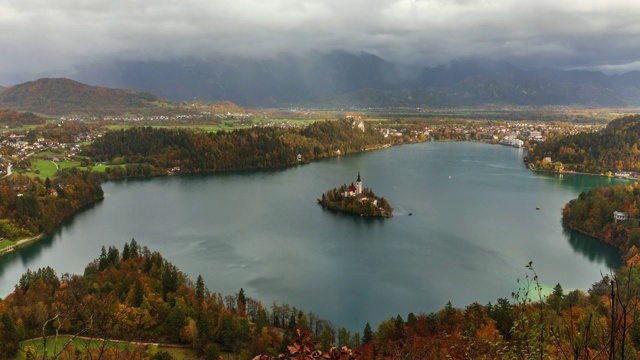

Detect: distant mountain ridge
[0, 78, 173, 115]
[69, 53, 640, 108]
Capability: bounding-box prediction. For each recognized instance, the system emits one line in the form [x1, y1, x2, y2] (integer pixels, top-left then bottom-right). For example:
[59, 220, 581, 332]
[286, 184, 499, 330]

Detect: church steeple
[356, 172, 362, 195]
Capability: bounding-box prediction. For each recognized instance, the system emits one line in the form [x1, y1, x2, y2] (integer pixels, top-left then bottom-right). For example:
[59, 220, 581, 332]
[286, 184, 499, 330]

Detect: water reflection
[0, 199, 104, 280]
[564, 228, 622, 269]
[534, 171, 630, 193]
[0, 143, 628, 329]
[320, 206, 389, 226]
[0, 233, 53, 279]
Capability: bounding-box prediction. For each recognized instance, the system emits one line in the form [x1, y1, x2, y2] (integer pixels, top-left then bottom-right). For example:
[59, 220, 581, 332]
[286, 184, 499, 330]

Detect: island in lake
[318, 172, 393, 217]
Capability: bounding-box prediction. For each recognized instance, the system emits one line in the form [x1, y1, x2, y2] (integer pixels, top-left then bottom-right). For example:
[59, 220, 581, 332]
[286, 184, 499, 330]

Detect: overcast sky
[2, 0, 640, 84]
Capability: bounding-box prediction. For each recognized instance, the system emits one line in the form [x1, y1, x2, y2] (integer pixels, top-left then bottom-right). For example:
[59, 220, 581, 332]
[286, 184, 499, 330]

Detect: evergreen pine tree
[132, 279, 144, 308]
[363, 322, 373, 344]
[237, 288, 246, 314]
[196, 274, 205, 304]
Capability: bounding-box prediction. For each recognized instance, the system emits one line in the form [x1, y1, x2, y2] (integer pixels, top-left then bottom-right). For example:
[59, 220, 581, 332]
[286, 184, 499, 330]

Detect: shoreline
[0, 143, 397, 259]
[1, 139, 624, 260]
[533, 167, 640, 182]
[0, 233, 45, 256]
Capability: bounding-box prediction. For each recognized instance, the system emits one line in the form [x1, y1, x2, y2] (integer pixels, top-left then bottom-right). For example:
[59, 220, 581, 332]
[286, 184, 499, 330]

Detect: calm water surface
[0, 142, 626, 330]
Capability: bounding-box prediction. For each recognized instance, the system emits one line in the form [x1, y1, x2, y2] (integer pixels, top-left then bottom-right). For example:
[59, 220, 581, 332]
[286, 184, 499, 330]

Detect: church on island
[343, 172, 363, 198]
[318, 172, 393, 217]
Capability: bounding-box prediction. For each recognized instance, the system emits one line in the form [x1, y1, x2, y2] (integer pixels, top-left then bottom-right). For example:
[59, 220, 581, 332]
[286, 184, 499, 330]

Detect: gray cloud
[2, 0, 640, 84]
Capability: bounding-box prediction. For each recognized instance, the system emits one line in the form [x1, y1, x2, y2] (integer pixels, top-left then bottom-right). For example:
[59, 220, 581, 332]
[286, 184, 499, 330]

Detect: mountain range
[67, 52, 640, 108]
[2, 53, 640, 111]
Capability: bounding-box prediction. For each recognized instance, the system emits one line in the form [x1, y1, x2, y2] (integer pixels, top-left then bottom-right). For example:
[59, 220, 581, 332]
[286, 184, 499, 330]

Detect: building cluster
[1, 132, 93, 154]
[252, 121, 306, 129]
[341, 172, 379, 206]
[0, 130, 96, 176]
[379, 121, 606, 144]
[380, 128, 404, 137]
[101, 112, 254, 122]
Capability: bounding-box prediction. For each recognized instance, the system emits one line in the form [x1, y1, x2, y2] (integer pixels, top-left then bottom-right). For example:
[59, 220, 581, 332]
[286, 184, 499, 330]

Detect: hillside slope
[526, 114, 640, 173]
[0, 78, 175, 115]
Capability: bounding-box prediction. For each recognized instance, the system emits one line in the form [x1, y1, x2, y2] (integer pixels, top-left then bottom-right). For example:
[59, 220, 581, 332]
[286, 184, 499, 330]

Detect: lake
[0, 142, 626, 331]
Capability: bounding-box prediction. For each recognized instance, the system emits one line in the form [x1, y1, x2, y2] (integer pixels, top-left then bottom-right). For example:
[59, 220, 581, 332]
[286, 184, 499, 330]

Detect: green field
[78, 164, 109, 172]
[34, 150, 64, 158]
[0, 124, 41, 132]
[18, 336, 133, 359]
[0, 238, 13, 251]
[58, 160, 81, 170]
[17, 336, 198, 359]
[25, 159, 58, 178]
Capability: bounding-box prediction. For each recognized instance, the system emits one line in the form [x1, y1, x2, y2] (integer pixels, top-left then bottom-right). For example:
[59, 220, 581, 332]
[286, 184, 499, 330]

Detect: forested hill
[0, 109, 45, 126]
[0, 78, 175, 115]
[5, 242, 640, 358]
[526, 114, 640, 173]
[562, 182, 640, 265]
[0, 240, 340, 359]
[0, 169, 104, 240]
[83, 119, 392, 174]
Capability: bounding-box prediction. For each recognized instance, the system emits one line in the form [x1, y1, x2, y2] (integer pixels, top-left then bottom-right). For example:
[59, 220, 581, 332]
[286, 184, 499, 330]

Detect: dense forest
[0, 241, 350, 359]
[0, 169, 103, 239]
[562, 182, 640, 265]
[318, 187, 393, 217]
[4, 242, 640, 359]
[526, 115, 640, 174]
[83, 119, 392, 174]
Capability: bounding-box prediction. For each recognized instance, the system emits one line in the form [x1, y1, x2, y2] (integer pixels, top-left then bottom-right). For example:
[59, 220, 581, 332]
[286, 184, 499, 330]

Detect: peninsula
[317, 172, 393, 217]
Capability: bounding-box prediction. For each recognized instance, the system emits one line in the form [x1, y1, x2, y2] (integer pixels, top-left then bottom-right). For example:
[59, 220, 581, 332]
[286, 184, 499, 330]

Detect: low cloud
[2, 0, 640, 84]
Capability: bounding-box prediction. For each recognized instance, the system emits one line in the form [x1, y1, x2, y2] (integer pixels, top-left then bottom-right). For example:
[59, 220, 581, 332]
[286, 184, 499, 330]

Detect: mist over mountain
[65, 52, 640, 108]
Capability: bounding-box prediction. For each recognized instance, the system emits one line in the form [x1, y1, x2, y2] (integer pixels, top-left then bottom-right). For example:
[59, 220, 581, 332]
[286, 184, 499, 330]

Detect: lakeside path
[0, 233, 44, 256]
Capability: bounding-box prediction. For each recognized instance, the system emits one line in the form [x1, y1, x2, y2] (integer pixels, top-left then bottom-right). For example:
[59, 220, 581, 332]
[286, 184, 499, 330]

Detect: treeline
[0, 240, 343, 359]
[562, 182, 640, 264]
[5, 243, 640, 359]
[0, 169, 104, 239]
[318, 187, 393, 217]
[526, 114, 640, 173]
[83, 119, 392, 173]
[0, 109, 45, 127]
[362, 264, 640, 359]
